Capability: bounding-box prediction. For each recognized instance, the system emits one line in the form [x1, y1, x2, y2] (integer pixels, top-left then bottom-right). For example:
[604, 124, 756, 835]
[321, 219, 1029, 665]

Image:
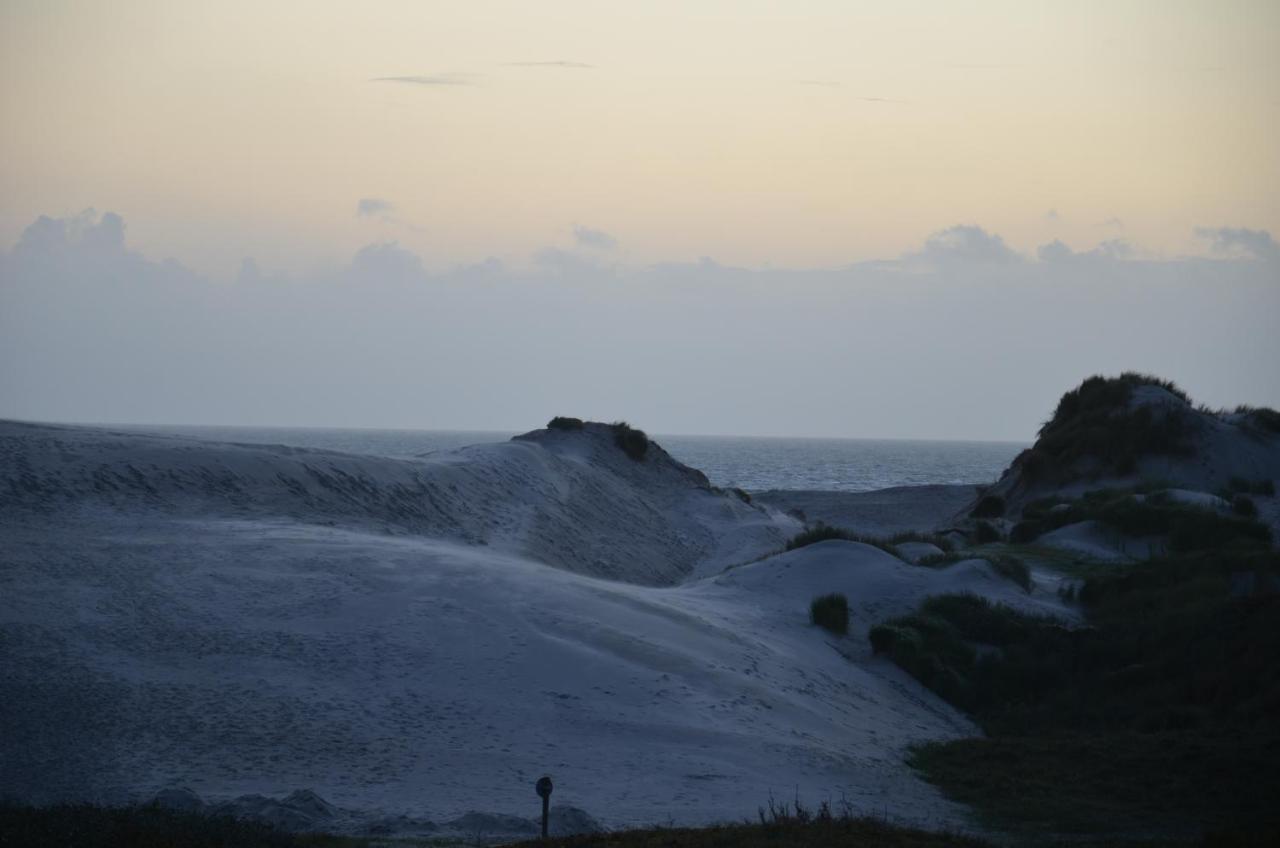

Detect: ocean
[118, 424, 1025, 493]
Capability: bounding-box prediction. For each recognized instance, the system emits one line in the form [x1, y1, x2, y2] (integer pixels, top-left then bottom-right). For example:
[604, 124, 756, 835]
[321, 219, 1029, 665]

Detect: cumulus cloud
[1194, 226, 1278, 261]
[912, 225, 1021, 266]
[572, 225, 618, 251]
[5, 210, 1279, 440]
[1037, 238, 1133, 263]
[370, 74, 475, 86]
[357, 198, 394, 218]
[349, 242, 425, 282]
[1043, 209, 1061, 222]
[15, 209, 127, 259]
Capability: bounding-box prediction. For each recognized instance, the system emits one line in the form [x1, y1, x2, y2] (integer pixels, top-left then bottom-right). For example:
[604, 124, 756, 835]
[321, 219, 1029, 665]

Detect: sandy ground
[752, 486, 979, 537]
[0, 421, 1070, 835]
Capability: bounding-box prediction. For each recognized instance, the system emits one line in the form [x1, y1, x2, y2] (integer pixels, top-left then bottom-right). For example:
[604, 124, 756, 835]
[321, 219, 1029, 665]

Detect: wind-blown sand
[0, 420, 1070, 836]
[753, 486, 978, 537]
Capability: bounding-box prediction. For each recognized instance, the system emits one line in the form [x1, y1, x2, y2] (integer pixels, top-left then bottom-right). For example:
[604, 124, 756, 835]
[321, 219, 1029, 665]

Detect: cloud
[15, 209, 127, 259]
[5, 210, 1279, 440]
[505, 61, 594, 69]
[356, 198, 394, 218]
[370, 74, 475, 86]
[1043, 209, 1061, 222]
[911, 225, 1021, 266]
[572, 225, 618, 251]
[349, 242, 425, 282]
[1037, 238, 1133, 263]
[1194, 226, 1278, 262]
[1101, 216, 1124, 230]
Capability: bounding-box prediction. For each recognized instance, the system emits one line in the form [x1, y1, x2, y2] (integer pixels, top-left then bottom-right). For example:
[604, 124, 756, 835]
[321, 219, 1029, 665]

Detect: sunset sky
[3, 0, 1277, 273]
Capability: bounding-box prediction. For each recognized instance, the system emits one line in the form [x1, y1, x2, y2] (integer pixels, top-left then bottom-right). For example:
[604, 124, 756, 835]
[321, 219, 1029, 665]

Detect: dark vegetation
[0, 803, 307, 848]
[611, 421, 650, 461]
[548, 416, 585, 430]
[972, 520, 1001, 544]
[970, 493, 1005, 518]
[873, 548, 1280, 836]
[1234, 405, 1280, 435]
[1009, 490, 1271, 552]
[810, 593, 849, 635]
[8, 799, 1252, 848]
[512, 800, 999, 847]
[1013, 372, 1197, 483]
[1226, 476, 1276, 497]
[1232, 495, 1258, 518]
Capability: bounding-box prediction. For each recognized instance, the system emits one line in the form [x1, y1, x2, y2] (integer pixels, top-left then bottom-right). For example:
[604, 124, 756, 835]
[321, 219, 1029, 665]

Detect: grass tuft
[611, 421, 650, 461]
[810, 593, 849, 635]
[547, 415, 585, 430]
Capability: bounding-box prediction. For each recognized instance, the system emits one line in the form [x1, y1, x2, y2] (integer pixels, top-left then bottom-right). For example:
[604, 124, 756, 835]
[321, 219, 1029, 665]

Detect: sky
[1, 1, 1278, 440]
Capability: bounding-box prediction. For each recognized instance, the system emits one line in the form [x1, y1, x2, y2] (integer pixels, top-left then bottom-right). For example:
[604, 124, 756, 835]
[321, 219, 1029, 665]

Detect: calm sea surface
[119, 424, 1025, 493]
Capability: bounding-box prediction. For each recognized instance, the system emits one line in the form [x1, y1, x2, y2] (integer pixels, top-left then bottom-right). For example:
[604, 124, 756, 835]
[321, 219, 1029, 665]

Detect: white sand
[0, 420, 1078, 833]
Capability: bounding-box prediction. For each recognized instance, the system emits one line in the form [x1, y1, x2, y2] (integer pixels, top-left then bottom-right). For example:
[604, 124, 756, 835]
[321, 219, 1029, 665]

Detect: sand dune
[0, 420, 1071, 834]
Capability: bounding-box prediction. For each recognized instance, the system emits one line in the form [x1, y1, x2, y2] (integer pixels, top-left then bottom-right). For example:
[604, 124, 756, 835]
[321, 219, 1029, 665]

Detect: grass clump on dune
[1011, 490, 1271, 553]
[1235, 405, 1280, 435]
[877, 549, 1280, 836]
[810, 593, 849, 635]
[1014, 372, 1196, 483]
[611, 421, 650, 461]
[547, 415, 585, 430]
[1227, 475, 1276, 496]
[970, 493, 1005, 518]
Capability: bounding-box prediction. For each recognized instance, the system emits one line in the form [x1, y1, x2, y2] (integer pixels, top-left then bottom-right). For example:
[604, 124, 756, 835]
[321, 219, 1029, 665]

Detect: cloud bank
[2, 212, 1276, 441]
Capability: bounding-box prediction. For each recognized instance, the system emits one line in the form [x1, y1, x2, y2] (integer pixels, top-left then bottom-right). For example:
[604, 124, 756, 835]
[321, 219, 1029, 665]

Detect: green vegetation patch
[1012, 489, 1271, 553]
[547, 415, 585, 430]
[970, 494, 1006, 518]
[1016, 372, 1196, 483]
[611, 421, 650, 461]
[810, 593, 849, 635]
[910, 732, 1280, 838]
[876, 548, 1280, 836]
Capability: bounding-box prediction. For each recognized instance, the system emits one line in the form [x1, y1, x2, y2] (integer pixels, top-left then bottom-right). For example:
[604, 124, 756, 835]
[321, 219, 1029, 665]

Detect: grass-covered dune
[869, 546, 1280, 838]
[982, 372, 1280, 509]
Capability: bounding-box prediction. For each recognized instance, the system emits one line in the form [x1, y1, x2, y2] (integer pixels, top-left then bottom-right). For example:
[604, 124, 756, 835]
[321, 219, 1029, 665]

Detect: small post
[535, 775, 553, 840]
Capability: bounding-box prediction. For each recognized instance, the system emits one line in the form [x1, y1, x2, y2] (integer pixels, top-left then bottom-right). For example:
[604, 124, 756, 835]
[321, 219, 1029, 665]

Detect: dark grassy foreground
[872, 548, 1280, 838]
[6, 801, 1275, 848]
[0, 802, 336, 848]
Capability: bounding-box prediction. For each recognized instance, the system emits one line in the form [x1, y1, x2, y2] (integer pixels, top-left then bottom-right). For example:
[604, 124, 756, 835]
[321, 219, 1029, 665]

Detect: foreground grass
[911, 732, 1280, 838]
[511, 814, 992, 848]
[870, 548, 1280, 838]
[7, 800, 1275, 848]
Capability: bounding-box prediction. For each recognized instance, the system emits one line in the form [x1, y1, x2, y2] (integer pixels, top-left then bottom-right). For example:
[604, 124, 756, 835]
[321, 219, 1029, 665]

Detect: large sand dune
[0, 421, 1070, 835]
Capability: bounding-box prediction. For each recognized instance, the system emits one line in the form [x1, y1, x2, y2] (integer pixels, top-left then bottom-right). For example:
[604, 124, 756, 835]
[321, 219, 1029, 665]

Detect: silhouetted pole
[535, 775, 553, 840]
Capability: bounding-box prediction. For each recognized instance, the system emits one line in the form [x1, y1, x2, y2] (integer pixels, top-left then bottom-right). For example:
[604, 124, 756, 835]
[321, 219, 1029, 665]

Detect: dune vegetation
[871, 547, 1280, 837]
